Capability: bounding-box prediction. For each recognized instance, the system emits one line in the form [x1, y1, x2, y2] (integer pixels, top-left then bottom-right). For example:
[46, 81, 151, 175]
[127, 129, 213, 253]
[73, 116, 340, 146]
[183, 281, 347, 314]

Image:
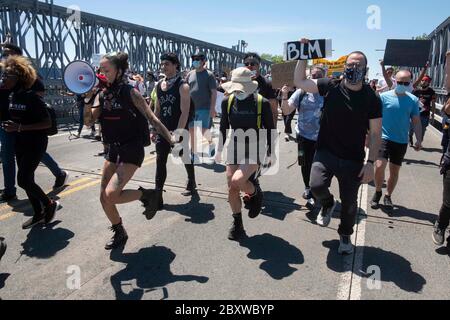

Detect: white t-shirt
[377, 78, 396, 93]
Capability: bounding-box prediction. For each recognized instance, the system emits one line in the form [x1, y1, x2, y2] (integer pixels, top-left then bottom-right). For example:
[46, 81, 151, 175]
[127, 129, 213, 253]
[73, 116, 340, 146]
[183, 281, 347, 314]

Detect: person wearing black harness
[432, 51, 450, 250]
[0, 55, 59, 229]
[217, 67, 275, 241]
[92, 52, 174, 250]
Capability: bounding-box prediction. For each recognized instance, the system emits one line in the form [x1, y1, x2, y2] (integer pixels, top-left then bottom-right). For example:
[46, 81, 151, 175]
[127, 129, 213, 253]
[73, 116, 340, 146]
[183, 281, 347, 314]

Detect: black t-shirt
[220, 94, 275, 153]
[0, 78, 46, 121]
[156, 77, 194, 132]
[317, 79, 382, 162]
[412, 87, 436, 117]
[8, 89, 49, 140]
[100, 84, 144, 144]
[255, 75, 276, 101]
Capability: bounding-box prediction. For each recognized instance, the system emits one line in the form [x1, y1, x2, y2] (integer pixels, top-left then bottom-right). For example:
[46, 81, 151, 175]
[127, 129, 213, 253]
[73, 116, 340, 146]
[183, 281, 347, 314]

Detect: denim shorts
[189, 109, 212, 129]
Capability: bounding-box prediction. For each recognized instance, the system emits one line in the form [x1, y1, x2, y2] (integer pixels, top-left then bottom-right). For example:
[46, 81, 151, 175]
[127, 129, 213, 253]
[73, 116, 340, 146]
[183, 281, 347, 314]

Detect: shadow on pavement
[323, 240, 426, 293]
[261, 191, 301, 221]
[239, 233, 304, 280]
[0, 273, 10, 290]
[197, 162, 226, 173]
[379, 205, 436, 224]
[421, 147, 443, 154]
[163, 193, 215, 224]
[20, 221, 74, 259]
[404, 158, 440, 167]
[109, 245, 209, 300]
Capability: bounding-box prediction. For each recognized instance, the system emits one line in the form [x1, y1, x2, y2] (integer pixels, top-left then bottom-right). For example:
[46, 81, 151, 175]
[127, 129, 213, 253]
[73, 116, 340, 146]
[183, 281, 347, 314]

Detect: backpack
[46, 104, 58, 136]
[227, 94, 263, 129]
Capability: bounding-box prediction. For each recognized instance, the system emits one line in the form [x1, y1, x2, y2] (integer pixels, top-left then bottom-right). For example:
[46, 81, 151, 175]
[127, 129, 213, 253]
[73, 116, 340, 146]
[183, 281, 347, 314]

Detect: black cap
[191, 50, 206, 60]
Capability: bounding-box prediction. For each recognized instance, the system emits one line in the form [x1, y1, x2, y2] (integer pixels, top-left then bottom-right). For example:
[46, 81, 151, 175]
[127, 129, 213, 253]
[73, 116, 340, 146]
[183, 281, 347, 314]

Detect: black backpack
[46, 104, 58, 136]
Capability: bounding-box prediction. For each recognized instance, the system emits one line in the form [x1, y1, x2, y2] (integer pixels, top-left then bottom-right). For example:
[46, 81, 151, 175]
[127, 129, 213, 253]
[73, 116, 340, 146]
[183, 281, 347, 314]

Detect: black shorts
[105, 140, 145, 167]
[378, 139, 408, 166]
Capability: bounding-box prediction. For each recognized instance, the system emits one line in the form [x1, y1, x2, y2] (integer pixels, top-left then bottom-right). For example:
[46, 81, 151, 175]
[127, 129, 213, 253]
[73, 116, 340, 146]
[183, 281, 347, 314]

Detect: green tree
[413, 33, 429, 40]
[261, 53, 284, 64]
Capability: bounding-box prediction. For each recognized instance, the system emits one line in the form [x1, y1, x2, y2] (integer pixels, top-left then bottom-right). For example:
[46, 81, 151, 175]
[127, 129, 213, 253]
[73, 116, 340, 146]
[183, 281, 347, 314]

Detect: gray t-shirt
[289, 89, 323, 141]
[188, 70, 217, 110]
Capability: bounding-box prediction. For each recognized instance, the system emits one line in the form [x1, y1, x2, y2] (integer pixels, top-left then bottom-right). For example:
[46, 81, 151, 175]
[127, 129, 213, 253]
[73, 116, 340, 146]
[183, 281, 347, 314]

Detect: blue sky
[54, 0, 449, 78]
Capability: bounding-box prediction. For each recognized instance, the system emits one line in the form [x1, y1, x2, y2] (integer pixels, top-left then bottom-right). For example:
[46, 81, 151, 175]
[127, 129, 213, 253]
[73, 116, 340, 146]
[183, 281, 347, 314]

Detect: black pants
[283, 110, 296, 134]
[16, 136, 51, 215]
[310, 149, 363, 236]
[155, 136, 195, 191]
[297, 135, 317, 189]
[437, 169, 450, 234]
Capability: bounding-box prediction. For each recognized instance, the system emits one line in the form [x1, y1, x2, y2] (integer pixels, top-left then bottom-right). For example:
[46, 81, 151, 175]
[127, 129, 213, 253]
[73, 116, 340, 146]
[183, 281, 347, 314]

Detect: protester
[294, 39, 382, 255]
[281, 66, 326, 210]
[1, 55, 59, 229]
[217, 67, 275, 240]
[91, 52, 174, 250]
[432, 51, 450, 250]
[410, 75, 436, 146]
[152, 52, 197, 216]
[187, 51, 217, 162]
[371, 70, 423, 210]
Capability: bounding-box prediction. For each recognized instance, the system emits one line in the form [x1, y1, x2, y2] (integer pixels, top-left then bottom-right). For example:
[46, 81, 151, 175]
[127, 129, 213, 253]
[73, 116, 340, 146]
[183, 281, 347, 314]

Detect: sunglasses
[244, 62, 258, 67]
[397, 81, 411, 86]
[192, 57, 203, 62]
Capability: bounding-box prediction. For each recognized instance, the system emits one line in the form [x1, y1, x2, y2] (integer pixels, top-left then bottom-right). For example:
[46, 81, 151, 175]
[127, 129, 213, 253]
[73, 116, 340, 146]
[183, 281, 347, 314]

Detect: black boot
[139, 187, 162, 220]
[228, 213, 246, 241]
[247, 185, 263, 219]
[105, 220, 128, 250]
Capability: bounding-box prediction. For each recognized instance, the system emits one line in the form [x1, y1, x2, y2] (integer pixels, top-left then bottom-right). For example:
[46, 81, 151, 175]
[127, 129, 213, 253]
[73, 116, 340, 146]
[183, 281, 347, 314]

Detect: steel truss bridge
[0, 0, 271, 114]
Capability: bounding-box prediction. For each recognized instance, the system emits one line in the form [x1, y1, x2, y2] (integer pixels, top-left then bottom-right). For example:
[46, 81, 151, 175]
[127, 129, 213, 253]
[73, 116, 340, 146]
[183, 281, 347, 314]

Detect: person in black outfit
[0, 55, 59, 229]
[152, 53, 197, 216]
[91, 52, 174, 250]
[294, 39, 382, 255]
[432, 51, 450, 250]
[0, 237, 5, 262]
[217, 67, 275, 241]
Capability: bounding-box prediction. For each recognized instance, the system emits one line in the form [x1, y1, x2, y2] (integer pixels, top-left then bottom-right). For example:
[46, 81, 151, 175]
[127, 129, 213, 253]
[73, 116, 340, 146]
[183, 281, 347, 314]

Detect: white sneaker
[316, 200, 336, 227]
[338, 235, 354, 255]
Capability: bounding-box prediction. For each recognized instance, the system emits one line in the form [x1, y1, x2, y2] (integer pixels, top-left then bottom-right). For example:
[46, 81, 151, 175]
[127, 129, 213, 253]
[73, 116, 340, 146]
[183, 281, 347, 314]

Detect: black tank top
[156, 77, 193, 131]
[100, 84, 141, 144]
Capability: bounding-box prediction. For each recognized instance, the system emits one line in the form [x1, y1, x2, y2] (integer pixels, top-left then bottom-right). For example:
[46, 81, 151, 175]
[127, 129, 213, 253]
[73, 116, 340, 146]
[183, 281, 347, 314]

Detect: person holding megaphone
[87, 52, 175, 250]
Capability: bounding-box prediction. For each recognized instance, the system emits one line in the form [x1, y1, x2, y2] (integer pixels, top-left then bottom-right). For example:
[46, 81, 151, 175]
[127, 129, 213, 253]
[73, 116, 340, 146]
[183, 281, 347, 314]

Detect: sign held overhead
[383, 39, 431, 67]
[284, 39, 332, 61]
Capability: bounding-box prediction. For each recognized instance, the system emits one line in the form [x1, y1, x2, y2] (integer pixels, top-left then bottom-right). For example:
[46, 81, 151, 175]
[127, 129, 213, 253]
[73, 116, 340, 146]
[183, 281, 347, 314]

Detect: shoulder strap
[297, 90, 307, 111]
[257, 94, 263, 129]
[227, 94, 235, 115]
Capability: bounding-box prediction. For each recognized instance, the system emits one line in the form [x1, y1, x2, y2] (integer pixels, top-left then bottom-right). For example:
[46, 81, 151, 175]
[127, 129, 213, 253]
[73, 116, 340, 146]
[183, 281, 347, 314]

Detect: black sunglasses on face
[397, 81, 410, 86]
[245, 62, 258, 67]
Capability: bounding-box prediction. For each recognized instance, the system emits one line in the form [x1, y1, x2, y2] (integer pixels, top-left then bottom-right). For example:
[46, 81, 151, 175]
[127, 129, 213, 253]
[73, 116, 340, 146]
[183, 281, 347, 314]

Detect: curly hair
[0, 55, 37, 89]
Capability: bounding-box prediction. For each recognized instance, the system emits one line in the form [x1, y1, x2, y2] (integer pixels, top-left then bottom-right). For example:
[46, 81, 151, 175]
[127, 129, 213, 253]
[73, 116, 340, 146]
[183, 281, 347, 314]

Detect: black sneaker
[370, 191, 382, 209]
[302, 188, 313, 200]
[139, 187, 161, 220]
[383, 195, 394, 210]
[432, 222, 446, 246]
[181, 180, 197, 197]
[0, 193, 17, 203]
[22, 213, 45, 230]
[228, 215, 246, 241]
[0, 238, 6, 262]
[44, 201, 59, 224]
[247, 186, 263, 219]
[53, 171, 69, 190]
[105, 222, 128, 250]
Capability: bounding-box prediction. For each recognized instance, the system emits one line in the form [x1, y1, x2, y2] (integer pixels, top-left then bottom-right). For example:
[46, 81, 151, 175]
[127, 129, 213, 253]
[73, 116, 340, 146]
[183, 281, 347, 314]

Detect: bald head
[395, 70, 412, 82]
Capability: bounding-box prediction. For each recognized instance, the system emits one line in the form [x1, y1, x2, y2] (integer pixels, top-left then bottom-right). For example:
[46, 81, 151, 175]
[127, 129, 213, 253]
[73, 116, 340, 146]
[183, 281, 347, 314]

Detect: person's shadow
[20, 221, 74, 259]
[380, 205, 436, 224]
[261, 192, 302, 221]
[239, 233, 304, 280]
[197, 162, 226, 173]
[404, 158, 440, 167]
[323, 240, 426, 293]
[109, 245, 209, 300]
[0, 273, 10, 291]
[163, 193, 215, 224]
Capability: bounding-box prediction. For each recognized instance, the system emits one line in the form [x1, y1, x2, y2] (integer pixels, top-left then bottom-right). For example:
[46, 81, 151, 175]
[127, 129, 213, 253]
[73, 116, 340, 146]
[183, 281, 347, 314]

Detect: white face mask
[235, 92, 250, 100]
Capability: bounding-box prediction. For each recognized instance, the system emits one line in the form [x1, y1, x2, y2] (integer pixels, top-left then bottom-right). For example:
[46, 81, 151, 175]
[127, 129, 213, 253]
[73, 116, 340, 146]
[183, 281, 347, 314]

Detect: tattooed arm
[130, 88, 174, 145]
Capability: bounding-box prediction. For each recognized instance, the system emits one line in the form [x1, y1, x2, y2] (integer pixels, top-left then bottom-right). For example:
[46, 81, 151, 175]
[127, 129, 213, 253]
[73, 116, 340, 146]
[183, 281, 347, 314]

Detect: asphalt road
[0, 120, 448, 300]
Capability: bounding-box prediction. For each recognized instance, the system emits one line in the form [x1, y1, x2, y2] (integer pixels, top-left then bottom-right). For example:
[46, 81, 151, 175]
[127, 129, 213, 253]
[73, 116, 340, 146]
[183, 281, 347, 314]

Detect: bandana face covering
[344, 66, 366, 85]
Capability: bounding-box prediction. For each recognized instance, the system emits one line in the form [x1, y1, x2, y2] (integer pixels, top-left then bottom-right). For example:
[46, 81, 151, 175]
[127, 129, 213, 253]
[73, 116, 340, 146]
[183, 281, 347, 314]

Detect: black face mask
[344, 66, 366, 85]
